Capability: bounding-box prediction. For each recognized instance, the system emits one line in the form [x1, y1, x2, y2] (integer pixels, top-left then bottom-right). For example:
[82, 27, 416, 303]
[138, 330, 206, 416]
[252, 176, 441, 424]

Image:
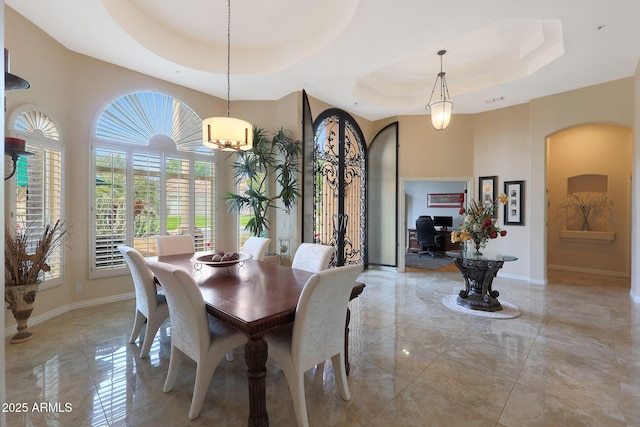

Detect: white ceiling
[7, 0, 640, 120]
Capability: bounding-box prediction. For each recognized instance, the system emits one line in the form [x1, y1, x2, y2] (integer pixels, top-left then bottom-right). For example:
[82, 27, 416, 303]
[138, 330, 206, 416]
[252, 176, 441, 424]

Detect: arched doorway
[367, 122, 398, 267]
[311, 109, 367, 266]
[546, 123, 632, 277]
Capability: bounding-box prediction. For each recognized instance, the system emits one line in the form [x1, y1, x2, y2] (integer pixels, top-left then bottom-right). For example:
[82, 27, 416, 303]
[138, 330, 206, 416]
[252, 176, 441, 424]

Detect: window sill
[560, 230, 615, 243]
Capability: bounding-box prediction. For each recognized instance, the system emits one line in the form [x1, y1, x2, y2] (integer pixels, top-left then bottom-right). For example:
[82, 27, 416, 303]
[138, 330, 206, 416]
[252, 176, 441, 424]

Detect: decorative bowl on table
[191, 251, 252, 267]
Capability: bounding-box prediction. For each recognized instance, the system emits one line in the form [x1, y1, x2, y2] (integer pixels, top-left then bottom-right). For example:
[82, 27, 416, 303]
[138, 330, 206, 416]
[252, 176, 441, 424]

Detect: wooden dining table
[151, 252, 365, 427]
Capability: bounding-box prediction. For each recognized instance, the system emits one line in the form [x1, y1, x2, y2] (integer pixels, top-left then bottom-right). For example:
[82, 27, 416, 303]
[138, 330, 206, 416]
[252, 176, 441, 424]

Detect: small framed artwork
[427, 193, 464, 208]
[504, 180, 524, 225]
[478, 176, 497, 213]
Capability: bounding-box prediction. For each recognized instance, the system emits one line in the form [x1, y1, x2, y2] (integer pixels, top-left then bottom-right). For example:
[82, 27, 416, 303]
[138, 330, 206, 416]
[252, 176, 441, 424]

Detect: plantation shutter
[165, 156, 191, 238]
[94, 147, 128, 271]
[132, 153, 162, 256]
[14, 144, 63, 285]
[194, 160, 215, 251]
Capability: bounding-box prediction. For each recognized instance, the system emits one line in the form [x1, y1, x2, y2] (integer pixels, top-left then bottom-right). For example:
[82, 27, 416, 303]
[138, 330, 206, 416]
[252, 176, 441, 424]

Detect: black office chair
[416, 216, 442, 258]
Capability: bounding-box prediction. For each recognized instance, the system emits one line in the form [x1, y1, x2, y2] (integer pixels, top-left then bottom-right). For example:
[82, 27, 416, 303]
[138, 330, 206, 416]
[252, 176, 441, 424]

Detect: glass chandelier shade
[426, 50, 453, 130]
[202, 0, 253, 151]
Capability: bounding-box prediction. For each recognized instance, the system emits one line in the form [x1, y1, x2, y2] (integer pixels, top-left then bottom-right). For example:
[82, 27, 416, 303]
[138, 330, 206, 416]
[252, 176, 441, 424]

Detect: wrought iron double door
[312, 109, 366, 266]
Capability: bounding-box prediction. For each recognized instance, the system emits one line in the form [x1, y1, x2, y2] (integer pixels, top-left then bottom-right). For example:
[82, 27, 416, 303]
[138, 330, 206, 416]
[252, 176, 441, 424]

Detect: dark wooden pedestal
[452, 257, 505, 312]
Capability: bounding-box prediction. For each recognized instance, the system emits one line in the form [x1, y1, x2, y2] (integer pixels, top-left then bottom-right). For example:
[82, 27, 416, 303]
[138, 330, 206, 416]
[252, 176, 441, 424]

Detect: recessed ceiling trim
[104, 0, 360, 74]
[354, 19, 564, 110]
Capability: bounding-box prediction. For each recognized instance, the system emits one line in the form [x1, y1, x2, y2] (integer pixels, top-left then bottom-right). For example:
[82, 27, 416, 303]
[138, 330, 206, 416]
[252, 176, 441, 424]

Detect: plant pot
[5, 283, 39, 344]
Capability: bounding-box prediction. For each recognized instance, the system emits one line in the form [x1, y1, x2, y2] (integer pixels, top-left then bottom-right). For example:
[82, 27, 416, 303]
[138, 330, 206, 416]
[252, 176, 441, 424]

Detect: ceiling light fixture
[202, 0, 253, 151]
[5, 49, 30, 91]
[426, 50, 453, 130]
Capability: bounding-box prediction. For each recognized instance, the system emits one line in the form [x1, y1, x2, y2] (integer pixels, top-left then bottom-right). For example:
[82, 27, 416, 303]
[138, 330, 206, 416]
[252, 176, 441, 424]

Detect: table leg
[453, 258, 504, 312]
[345, 283, 365, 376]
[245, 337, 269, 427]
[344, 307, 351, 375]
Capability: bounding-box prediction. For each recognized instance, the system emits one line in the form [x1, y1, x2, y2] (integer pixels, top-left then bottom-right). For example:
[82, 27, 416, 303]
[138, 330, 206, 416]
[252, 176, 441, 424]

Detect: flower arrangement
[5, 219, 70, 287]
[451, 194, 509, 254]
[559, 192, 611, 231]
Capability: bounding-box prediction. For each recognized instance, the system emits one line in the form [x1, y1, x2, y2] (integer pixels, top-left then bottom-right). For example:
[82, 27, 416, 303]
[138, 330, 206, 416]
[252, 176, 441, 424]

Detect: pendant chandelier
[426, 50, 453, 130]
[202, 0, 253, 151]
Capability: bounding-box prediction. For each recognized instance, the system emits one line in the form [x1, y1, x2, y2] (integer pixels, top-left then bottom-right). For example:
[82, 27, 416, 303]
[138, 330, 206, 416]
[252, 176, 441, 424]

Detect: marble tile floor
[5, 268, 639, 426]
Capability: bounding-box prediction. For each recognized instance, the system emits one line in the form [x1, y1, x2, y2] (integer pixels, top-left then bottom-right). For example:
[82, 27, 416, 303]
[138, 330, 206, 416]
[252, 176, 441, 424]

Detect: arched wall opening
[546, 123, 632, 277]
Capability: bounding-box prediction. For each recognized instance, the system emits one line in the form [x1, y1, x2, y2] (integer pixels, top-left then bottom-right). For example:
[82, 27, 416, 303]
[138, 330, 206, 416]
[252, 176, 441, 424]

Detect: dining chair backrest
[264, 263, 364, 426]
[118, 245, 170, 358]
[156, 234, 195, 256]
[292, 264, 364, 370]
[241, 236, 271, 261]
[147, 261, 210, 361]
[146, 260, 248, 420]
[291, 243, 335, 272]
[118, 245, 159, 318]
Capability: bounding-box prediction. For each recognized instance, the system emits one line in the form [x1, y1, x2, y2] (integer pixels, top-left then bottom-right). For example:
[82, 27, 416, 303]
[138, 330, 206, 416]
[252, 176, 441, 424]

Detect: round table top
[445, 249, 518, 262]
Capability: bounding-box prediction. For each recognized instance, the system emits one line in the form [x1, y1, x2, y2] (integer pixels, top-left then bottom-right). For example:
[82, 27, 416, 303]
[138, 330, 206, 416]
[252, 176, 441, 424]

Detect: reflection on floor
[5, 269, 639, 426]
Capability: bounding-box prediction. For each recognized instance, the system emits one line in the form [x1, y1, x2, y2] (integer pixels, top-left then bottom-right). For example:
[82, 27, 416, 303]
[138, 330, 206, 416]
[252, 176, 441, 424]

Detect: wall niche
[560, 174, 614, 242]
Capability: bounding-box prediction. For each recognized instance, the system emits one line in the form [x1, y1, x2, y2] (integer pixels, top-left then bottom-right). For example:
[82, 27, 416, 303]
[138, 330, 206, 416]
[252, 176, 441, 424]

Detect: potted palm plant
[225, 126, 301, 238]
[5, 219, 69, 343]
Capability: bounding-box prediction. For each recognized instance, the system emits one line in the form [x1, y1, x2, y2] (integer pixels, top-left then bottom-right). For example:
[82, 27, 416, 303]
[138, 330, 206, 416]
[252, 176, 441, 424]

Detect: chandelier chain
[201, 0, 253, 151]
[226, 0, 231, 118]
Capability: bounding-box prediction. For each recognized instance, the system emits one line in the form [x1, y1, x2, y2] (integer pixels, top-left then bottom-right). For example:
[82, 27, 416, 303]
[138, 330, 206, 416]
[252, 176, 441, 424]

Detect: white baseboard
[368, 265, 397, 272]
[496, 272, 533, 283]
[5, 292, 135, 337]
[528, 277, 547, 285]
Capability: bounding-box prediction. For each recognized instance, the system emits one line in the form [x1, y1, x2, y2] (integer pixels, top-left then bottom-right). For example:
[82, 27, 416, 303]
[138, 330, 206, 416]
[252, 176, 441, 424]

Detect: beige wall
[547, 124, 632, 275]
[397, 115, 475, 178]
[632, 60, 640, 303]
[473, 104, 532, 279]
[529, 78, 635, 284]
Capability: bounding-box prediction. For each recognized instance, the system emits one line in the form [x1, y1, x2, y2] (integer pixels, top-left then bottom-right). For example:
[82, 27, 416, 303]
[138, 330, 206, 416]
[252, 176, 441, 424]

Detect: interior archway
[546, 123, 632, 277]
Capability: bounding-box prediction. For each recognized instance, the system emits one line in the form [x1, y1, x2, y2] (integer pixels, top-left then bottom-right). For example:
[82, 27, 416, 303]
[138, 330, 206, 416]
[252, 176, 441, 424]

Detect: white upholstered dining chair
[118, 245, 169, 358]
[146, 260, 248, 420]
[241, 236, 271, 261]
[155, 234, 195, 256]
[264, 264, 364, 427]
[291, 243, 335, 272]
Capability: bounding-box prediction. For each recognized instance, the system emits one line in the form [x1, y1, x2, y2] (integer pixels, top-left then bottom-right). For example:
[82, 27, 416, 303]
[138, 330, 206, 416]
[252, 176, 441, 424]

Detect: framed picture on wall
[478, 176, 497, 215]
[504, 180, 524, 225]
[427, 193, 464, 208]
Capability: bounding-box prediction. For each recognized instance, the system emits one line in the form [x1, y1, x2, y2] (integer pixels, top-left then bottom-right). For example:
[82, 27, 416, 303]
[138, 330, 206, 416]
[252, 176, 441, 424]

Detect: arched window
[8, 106, 64, 289]
[90, 91, 215, 277]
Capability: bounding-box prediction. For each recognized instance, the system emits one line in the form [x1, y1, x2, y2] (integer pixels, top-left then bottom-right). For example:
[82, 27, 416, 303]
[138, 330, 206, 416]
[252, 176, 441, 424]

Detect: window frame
[89, 91, 215, 279]
[90, 140, 216, 279]
[7, 106, 65, 290]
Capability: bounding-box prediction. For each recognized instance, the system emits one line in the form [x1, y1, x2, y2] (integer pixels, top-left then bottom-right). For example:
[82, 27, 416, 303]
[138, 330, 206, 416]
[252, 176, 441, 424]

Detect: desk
[153, 253, 365, 426]
[407, 229, 461, 252]
[445, 250, 517, 312]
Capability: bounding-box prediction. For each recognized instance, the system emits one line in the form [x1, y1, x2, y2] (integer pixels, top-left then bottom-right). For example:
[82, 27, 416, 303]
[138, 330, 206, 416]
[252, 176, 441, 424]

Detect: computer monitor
[433, 216, 453, 229]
